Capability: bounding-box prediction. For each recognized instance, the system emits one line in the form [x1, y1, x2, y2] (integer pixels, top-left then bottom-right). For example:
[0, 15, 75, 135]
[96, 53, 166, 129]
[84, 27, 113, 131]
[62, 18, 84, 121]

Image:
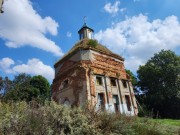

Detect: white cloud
[66, 31, 72, 38]
[0, 57, 15, 74]
[0, 57, 54, 81]
[95, 14, 180, 72]
[0, 0, 63, 56]
[104, 1, 120, 14]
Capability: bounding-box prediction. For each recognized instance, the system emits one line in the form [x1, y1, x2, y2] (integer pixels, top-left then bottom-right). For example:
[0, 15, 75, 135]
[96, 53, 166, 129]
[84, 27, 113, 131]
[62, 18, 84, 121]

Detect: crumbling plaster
[52, 48, 138, 115]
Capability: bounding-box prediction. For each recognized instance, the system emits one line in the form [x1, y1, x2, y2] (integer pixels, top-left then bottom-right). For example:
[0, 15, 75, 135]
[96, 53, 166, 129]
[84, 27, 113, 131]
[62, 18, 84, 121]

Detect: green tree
[30, 75, 50, 101]
[126, 69, 139, 95]
[126, 69, 138, 86]
[4, 86, 39, 101]
[4, 74, 50, 102]
[0, 76, 12, 98]
[137, 50, 180, 119]
[13, 73, 31, 86]
[3, 73, 39, 102]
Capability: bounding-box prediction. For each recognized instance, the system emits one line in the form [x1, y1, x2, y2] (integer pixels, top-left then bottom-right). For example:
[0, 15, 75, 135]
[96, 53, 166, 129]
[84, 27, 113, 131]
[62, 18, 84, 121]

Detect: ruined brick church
[52, 23, 138, 115]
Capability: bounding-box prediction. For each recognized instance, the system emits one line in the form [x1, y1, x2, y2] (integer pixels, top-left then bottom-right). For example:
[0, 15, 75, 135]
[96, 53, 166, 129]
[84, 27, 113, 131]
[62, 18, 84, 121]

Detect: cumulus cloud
[104, 1, 120, 15]
[0, 58, 15, 74]
[0, 57, 54, 81]
[95, 14, 180, 72]
[0, 0, 63, 56]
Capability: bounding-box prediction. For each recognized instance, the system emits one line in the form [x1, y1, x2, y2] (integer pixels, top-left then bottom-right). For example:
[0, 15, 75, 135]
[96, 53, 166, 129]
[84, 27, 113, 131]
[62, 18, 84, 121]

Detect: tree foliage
[2, 73, 50, 102]
[137, 50, 180, 119]
[0, 76, 12, 95]
[30, 75, 50, 101]
[126, 69, 139, 94]
[126, 69, 138, 86]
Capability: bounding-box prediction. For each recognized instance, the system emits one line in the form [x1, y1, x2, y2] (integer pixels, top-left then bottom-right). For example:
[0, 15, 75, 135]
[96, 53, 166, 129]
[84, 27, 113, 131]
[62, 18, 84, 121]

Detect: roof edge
[54, 39, 124, 67]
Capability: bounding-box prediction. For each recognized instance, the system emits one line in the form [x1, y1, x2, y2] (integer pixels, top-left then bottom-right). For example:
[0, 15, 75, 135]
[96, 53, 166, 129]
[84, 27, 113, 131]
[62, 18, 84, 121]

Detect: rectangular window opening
[125, 95, 131, 111]
[122, 80, 127, 88]
[96, 76, 103, 85]
[110, 78, 117, 87]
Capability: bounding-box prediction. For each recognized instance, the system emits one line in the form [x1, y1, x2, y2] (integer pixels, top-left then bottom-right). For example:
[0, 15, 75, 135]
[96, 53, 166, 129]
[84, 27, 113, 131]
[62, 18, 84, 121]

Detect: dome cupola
[78, 21, 94, 40]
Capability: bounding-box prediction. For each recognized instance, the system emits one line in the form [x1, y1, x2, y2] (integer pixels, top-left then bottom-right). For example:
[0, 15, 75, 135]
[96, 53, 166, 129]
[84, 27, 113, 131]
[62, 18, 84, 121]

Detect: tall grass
[0, 101, 179, 135]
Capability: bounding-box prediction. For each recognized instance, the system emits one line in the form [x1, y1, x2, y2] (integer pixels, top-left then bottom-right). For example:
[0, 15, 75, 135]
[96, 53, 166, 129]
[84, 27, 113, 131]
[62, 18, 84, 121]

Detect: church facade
[52, 23, 138, 115]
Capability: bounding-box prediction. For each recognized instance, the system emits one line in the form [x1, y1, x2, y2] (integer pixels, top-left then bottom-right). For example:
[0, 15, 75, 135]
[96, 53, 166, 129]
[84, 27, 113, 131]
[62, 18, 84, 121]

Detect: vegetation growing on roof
[54, 39, 124, 66]
[87, 39, 98, 48]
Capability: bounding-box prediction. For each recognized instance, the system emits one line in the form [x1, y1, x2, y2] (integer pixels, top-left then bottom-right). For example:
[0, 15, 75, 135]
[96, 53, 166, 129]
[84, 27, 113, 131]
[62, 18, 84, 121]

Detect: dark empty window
[125, 95, 131, 111]
[110, 78, 116, 87]
[96, 76, 103, 85]
[63, 79, 69, 88]
[122, 80, 127, 88]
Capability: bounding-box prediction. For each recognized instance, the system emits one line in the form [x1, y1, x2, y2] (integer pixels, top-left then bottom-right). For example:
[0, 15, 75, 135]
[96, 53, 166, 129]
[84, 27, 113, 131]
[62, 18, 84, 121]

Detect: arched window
[63, 79, 69, 88]
[59, 79, 69, 90]
[63, 98, 70, 106]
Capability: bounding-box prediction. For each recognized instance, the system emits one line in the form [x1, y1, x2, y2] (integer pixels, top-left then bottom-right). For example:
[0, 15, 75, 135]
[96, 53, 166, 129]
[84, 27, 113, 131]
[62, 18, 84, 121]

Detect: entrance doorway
[125, 95, 131, 111]
[113, 95, 119, 112]
[98, 93, 105, 110]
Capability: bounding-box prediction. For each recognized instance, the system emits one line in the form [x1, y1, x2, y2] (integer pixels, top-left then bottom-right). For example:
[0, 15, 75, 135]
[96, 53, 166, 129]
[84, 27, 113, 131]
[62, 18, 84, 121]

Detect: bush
[0, 101, 98, 135]
[87, 39, 98, 48]
[0, 101, 179, 135]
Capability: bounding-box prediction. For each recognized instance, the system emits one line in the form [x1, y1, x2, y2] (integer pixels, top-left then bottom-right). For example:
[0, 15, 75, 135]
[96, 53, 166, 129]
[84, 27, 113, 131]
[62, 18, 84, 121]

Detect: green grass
[137, 117, 180, 135]
[151, 119, 180, 126]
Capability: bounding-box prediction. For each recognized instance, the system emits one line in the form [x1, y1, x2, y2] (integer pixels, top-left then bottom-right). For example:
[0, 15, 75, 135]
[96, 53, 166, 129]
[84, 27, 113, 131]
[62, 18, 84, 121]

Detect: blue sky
[0, 0, 180, 82]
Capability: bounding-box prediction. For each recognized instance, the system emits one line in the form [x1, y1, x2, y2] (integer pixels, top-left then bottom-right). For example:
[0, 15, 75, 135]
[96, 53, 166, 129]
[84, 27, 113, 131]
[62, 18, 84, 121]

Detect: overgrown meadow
[0, 101, 179, 135]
